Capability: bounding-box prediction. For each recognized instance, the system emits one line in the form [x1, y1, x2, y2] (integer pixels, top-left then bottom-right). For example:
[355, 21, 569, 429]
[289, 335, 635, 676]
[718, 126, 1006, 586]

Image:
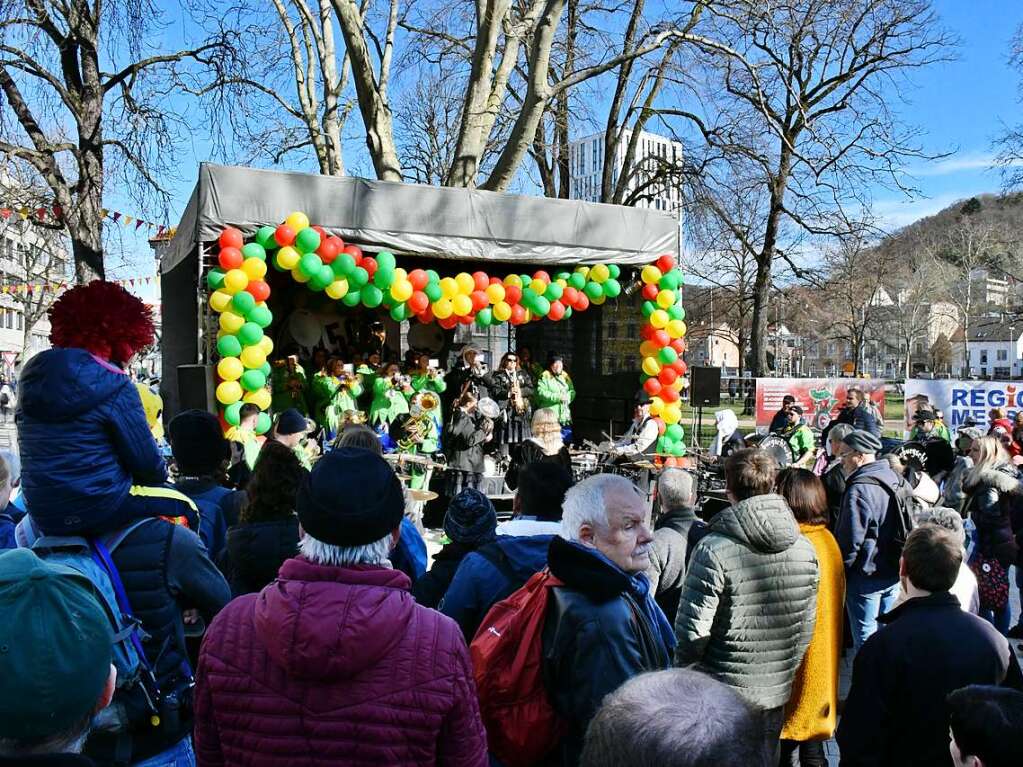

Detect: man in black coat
[769, 395, 795, 434]
[837, 525, 1023, 766]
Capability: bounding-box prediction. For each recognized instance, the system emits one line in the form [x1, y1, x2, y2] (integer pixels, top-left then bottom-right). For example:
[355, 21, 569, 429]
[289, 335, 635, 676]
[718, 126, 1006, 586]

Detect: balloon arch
[206, 211, 689, 457]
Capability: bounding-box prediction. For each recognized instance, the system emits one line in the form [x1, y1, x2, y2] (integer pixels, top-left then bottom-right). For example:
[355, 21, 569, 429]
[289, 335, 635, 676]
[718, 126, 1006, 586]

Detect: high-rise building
[568, 129, 683, 215]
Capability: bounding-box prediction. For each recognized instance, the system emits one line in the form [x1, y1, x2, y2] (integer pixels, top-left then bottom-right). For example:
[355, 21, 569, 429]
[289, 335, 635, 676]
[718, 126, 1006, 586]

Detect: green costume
[786, 423, 816, 464]
[536, 371, 576, 425]
[310, 372, 364, 433]
[225, 426, 261, 470]
[369, 377, 410, 426]
[271, 363, 308, 415]
[409, 371, 447, 426]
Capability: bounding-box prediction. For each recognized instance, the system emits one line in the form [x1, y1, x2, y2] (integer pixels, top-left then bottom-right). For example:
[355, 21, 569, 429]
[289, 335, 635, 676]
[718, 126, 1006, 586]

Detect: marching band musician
[445, 346, 490, 415]
[536, 353, 576, 442]
[369, 362, 412, 431]
[503, 407, 572, 490]
[781, 404, 816, 468]
[485, 351, 535, 459]
[310, 357, 364, 442]
[409, 353, 448, 432]
[271, 354, 309, 415]
[445, 386, 496, 497]
[612, 397, 659, 458]
[354, 351, 381, 412]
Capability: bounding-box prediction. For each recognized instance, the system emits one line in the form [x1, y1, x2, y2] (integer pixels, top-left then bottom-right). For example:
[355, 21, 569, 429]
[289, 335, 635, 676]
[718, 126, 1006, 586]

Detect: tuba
[397, 391, 440, 449]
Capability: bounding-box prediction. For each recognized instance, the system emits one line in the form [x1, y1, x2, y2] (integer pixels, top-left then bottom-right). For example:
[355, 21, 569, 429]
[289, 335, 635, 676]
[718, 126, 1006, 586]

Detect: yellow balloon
[667, 319, 687, 339]
[649, 398, 664, 417]
[439, 277, 459, 298]
[591, 293, 606, 306]
[663, 403, 682, 425]
[394, 267, 408, 282]
[590, 264, 610, 283]
[291, 266, 311, 283]
[223, 269, 248, 294]
[433, 297, 454, 319]
[641, 265, 663, 285]
[240, 345, 267, 369]
[242, 257, 267, 281]
[276, 246, 300, 270]
[575, 266, 590, 279]
[258, 335, 274, 355]
[216, 380, 243, 405]
[642, 356, 662, 376]
[285, 211, 309, 231]
[529, 278, 547, 294]
[209, 290, 232, 313]
[326, 279, 349, 300]
[452, 294, 473, 316]
[656, 289, 675, 309]
[493, 301, 512, 321]
[390, 280, 413, 302]
[455, 272, 475, 295]
[486, 283, 506, 304]
[504, 274, 522, 288]
[639, 341, 659, 359]
[219, 311, 244, 334]
[217, 357, 243, 381]
[243, 388, 272, 410]
[650, 309, 669, 329]
[556, 278, 567, 288]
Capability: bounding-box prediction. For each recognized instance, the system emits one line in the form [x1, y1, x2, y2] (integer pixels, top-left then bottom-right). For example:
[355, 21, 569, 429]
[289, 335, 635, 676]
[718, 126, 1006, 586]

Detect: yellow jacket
[781, 524, 846, 741]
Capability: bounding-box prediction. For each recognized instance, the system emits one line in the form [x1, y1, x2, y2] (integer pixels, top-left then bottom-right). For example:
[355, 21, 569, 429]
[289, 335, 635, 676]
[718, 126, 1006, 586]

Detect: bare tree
[995, 23, 1023, 189]
[0, 1, 236, 281]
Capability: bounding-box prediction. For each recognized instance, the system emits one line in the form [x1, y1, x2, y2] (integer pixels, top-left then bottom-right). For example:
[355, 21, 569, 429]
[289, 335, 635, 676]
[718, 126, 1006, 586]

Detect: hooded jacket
[835, 460, 906, 580]
[647, 505, 706, 623]
[194, 557, 487, 767]
[674, 493, 819, 710]
[17, 348, 167, 534]
[963, 463, 1022, 567]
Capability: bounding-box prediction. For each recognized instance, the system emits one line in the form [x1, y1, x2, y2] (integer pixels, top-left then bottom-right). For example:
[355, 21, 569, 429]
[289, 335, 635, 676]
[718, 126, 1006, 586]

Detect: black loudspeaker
[177, 365, 216, 413]
[690, 366, 721, 408]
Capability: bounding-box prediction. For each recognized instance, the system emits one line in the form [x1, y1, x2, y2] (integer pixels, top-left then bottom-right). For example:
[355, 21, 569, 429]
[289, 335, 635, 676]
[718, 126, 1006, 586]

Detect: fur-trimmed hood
[963, 463, 1022, 495]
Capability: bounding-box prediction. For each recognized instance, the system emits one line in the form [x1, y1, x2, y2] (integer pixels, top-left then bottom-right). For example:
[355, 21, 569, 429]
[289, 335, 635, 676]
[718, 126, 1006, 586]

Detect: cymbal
[387, 452, 446, 468]
[623, 461, 657, 470]
[408, 489, 439, 502]
[395, 474, 412, 481]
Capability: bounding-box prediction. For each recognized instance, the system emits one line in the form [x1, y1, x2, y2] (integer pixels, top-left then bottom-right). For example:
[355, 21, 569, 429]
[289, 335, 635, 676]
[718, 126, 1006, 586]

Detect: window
[5, 310, 11, 329]
[606, 321, 617, 337]
[579, 144, 585, 175]
[998, 349, 1008, 361]
[624, 355, 637, 371]
[592, 139, 598, 169]
[15, 312, 21, 331]
[981, 350, 989, 365]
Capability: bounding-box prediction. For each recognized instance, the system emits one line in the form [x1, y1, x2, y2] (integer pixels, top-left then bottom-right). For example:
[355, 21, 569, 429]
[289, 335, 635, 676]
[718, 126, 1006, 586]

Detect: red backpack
[470, 569, 566, 767]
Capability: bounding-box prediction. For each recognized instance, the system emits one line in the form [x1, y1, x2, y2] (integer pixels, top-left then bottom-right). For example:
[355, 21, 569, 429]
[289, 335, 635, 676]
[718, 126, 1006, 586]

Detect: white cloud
[872, 192, 975, 230]
[906, 152, 1023, 178]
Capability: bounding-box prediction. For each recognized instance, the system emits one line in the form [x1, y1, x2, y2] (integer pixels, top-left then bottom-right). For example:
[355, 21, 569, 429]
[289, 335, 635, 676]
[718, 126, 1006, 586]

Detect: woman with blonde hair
[962, 435, 1021, 633]
[504, 407, 571, 490]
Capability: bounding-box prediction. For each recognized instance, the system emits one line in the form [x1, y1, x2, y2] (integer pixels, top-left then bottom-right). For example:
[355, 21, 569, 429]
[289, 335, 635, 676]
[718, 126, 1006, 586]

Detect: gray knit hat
[843, 429, 882, 455]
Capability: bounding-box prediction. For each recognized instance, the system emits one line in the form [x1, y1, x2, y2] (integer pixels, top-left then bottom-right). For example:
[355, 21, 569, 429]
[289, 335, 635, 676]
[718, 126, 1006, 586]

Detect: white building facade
[0, 224, 59, 380]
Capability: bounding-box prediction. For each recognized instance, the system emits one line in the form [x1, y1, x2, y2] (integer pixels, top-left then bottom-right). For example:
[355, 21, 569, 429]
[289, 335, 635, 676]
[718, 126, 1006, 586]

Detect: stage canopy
[161, 163, 679, 274]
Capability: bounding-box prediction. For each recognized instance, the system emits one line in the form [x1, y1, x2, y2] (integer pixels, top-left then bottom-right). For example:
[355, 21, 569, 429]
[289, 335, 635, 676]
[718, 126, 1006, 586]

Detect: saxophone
[510, 371, 527, 414]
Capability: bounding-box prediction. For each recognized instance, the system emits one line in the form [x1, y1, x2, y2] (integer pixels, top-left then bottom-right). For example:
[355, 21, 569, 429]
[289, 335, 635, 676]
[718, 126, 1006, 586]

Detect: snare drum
[571, 452, 599, 482]
[756, 433, 794, 468]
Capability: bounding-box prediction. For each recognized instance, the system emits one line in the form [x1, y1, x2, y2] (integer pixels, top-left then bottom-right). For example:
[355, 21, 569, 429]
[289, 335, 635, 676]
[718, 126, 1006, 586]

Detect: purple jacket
[194, 557, 487, 767]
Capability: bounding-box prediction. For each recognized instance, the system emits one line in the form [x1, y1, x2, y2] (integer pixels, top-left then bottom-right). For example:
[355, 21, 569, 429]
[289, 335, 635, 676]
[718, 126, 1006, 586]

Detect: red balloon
[274, 225, 295, 247]
[656, 254, 675, 273]
[470, 290, 489, 312]
[661, 387, 680, 403]
[670, 339, 686, 354]
[342, 244, 363, 264]
[671, 359, 685, 373]
[489, 276, 502, 285]
[219, 227, 243, 250]
[563, 286, 579, 306]
[644, 378, 662, 396]
[472, 271, 490, 292]
[504, 285, 522, 305]
[533, 270, 551, 284]
[655, 417, 666, 435]
[458, 313, 475, 325]
[416, 305, 435, 324]
[575, 294, 590, 312]
[248, 280, 271, 303]
[547, 300, 566, 321]
[653, 329, 671, 348]
[642, 283, 659, 301]
[311, 225, 327, 239]
[362, 257, 377, 277]
[438, 315, 458, 330]
[640, 324, 655, 341]
[510, 304, 527, 325]
[408, 269, 429, 291]
[408, 291, 429, 314]
[218, 247, 243, 270]
[658, 367, 678, 386]
[317, 237, 340, 263]
[664, 456, 679, 468]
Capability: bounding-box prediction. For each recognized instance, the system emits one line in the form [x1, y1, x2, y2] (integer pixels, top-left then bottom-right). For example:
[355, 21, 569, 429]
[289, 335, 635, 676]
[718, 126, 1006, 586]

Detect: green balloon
[602, 278, 621, 298]
[333, 253, 355, 277]
[658, 346, 678, 365]
[521, 287, 538, 309]
[207, 268, 225, 291]
[377, 251, 396, 270]
[608, 264, 621, 279]
[350, 266, 369, 287]
[224, 401, 242, 426]
[424, 282, 442, 302]
[544, 282, 563, 301]
[642, 301, 656, 318]
[533, 296, 551, 316]
[555, 271, 571, 282]
[255, 226, 277, 249]
[255, 412, 272, 435]
[564, 306, 573, 319]
[362, 284, 383, 308]
[584, 281, 603, 300]
[668, 304, 685, 321]
[389, 303, 409, 323]
[666, 424, 683, 441]
[671, 442, 686, 456]
[241, 242, 266, 262]
[311, 264, 334, 290]
[342, 289, 362, 307]
[426, 269, 440, 284]
[217, 334, 242, 358]
[248, 305, 273, 328]
[238, 322, 263, 346]
[656, 435, 668, 452]
[476, 308, 493, 326]
[569, 273, 586, 290]
[373, 265, 394, 289]
[231, 291, 256, 316]
[259, 362, 272, 378]
[299, 253, 322, 278]
[241, 369, 267, 392]
[295, 227, 321, 254]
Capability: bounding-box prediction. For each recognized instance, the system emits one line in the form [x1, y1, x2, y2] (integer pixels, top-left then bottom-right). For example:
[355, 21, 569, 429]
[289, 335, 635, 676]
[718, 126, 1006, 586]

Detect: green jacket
[536, 371, 575, 425]
[674, 493, 820, 709]
[310, 373, 364, 432]
[409, 371, 447, 426]
[787, 423, 816, 463]
[369, 377, 409, 426]
[271, 365, 308, 415]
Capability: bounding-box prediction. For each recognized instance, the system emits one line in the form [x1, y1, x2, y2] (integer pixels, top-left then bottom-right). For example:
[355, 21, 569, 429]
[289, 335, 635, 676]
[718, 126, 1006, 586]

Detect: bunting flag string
[0, 275, 159, 296]
[0, 202, 174, 238]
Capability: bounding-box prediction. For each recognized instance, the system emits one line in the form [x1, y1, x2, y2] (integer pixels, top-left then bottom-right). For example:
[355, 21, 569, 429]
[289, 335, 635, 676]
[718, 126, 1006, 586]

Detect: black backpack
[847, 475, 917, 570]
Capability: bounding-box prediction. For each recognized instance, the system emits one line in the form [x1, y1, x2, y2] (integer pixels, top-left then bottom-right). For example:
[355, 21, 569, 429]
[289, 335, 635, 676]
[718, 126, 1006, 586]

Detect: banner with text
[903, 379, 1023, 432]
[755, 378, 887, 431]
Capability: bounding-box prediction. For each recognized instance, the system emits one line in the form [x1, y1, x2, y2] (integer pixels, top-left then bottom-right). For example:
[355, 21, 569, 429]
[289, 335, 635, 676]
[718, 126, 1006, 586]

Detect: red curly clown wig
[49, 280, 156, 366]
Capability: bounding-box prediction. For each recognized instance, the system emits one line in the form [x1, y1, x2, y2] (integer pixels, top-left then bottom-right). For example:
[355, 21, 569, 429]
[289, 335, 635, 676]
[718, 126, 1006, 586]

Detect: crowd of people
[1, 282, 1023, 767]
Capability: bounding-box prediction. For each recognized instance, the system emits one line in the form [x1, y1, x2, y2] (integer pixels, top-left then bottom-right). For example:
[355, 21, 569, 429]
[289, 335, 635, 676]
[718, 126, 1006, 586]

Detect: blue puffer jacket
[17, 348, 167, 534]
[440, 533, 554, 641]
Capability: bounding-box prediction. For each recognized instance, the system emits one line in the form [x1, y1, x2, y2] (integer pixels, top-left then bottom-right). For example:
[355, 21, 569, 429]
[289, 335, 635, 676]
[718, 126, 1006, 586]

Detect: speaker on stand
[689, 367, 722, 451]
[177, 365, 216, 414]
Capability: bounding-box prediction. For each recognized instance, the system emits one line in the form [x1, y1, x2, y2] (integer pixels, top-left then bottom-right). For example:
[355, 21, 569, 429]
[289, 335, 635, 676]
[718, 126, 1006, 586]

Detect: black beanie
[168, 409, 230, 474]
[297, 447, 404, 547]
